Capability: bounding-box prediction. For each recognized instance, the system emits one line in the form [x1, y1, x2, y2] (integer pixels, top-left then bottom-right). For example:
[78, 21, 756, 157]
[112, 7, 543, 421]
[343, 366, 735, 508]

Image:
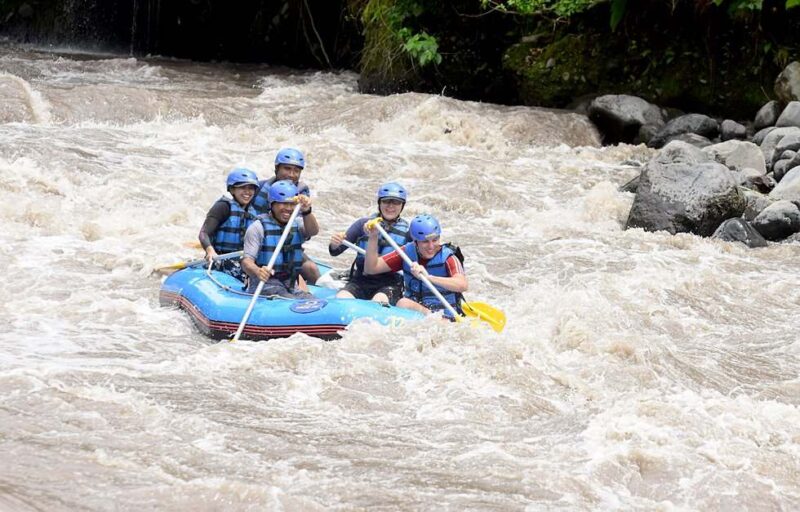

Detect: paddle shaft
[372, 223, 461, 319]
[231, 204, 302, 342]
[156, 250, 243, 272]
[341, 239, 366, 255]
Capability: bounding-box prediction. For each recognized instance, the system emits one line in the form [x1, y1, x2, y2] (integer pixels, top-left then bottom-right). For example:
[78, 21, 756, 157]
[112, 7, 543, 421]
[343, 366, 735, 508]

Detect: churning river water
[0, 43, 798, 511]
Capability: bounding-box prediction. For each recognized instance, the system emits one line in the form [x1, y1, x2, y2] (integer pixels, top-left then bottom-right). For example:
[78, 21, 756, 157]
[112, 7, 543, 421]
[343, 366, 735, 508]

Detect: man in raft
[241, 180, 318, 298]
[251, 147, 321, 285]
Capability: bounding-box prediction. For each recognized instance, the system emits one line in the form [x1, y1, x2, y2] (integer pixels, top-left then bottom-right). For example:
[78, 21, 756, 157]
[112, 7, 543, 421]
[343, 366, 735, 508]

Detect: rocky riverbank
[591, 61, 800, 247]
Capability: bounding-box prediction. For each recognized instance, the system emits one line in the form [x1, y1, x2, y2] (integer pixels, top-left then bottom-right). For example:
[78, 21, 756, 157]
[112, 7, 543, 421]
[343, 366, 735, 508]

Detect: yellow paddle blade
[154, 261, 188, 274]
[462, 301, 506, 333]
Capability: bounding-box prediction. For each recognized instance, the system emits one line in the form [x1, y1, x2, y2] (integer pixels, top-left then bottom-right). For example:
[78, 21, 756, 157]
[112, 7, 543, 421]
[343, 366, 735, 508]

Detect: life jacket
[352, 215, 409, 276]
[251, 177, 311, 215]
[401, 242, 463, 317]
[255, 214, 305, 285]
[212, 197, 257, 254]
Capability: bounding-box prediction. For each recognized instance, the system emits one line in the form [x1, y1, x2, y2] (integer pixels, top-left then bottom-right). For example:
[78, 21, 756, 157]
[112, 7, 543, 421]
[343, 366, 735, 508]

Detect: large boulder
[775, 61, 800, 103]
[625, 141, 746, 236]
[588, 94, 665, 145]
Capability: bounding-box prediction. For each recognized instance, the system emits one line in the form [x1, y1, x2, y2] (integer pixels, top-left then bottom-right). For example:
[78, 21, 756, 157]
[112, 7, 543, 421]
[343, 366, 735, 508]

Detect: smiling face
[270, 200, 296, 224]
[415, 237, 441, 259]
[230, 184, 257, 206]
[378, 198, 404, 221]
[275, 164, 303, 184]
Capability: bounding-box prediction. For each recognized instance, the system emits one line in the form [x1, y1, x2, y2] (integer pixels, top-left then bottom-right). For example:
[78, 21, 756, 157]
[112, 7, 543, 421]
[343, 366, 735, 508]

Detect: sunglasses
[379, 199, 404, 206]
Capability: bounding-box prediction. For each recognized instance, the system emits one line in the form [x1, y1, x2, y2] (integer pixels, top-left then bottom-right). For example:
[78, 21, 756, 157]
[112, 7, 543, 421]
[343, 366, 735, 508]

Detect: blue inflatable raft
[159, 263, 423, 341]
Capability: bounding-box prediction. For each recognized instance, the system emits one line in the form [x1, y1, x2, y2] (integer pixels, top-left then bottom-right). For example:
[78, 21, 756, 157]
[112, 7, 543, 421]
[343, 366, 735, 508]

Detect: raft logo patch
[290, 299, 328, 313]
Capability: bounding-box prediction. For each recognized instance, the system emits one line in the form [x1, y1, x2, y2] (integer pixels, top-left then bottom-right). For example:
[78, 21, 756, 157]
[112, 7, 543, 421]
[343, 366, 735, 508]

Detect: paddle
[461, 301, 506, 333]
[155, 250, 243, 274]
[341, 239, 366, 255]
[230, 203, 302, 343]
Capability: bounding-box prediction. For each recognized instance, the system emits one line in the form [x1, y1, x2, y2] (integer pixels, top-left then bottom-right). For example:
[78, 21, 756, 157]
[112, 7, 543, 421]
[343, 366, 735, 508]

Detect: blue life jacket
[353, 215, 409, 275]
[251, 177, 311, 215]
[212, 197, 257, 254]
[401, 243, 462, 317]
[255, 214, 305, 284]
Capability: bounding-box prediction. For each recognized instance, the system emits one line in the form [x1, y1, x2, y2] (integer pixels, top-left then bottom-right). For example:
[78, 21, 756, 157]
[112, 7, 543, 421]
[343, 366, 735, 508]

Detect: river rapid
[0, 43, 798, 511]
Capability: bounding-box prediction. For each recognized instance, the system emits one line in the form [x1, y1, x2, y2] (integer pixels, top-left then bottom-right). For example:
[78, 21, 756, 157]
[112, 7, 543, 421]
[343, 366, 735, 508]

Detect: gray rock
[703, 140, 766, 174]
[742, 189, 773, 220]
[735, 167, 765, 187]
[720, 119, 747, 141]
[752, 126, 776, 146]
[625, 141, 745, 236]
[711, 218, 768, 247]
[775, 101, 800, 128]
[754, 100, 782, 130]
[759, 126, 800, 168]
[773, 157, 794, 182]
[775, 61, 800, 103]
[649, 113, 720, 149]
[769, 166, 800, 202]
[620, 174, 640, 193]
[752, 200, 800, 240]
[588, 94, 666, 145]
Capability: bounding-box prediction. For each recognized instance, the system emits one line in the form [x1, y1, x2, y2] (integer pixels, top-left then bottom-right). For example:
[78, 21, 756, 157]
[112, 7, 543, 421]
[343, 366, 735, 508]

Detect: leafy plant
[403, 32, 442, 66]
[360, 0, 442, 69]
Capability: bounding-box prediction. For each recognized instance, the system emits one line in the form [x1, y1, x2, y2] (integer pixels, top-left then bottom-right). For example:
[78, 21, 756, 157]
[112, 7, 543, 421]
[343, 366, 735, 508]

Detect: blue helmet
[274, 148, 305, 169]
[409, 214, 441, 241]
[268, 179, 298, 204]
[377, 182, 408, 203]
[226, 168, 259, 188]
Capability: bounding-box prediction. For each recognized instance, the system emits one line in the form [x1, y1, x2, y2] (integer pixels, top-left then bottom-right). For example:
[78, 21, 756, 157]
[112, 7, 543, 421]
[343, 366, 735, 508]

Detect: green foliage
[609, 0, 627, 30]
[402, 32, 442, 66]
[481, 0, 602, 17]
[360, 0, 441, 69]
[484, 0, 799, 28]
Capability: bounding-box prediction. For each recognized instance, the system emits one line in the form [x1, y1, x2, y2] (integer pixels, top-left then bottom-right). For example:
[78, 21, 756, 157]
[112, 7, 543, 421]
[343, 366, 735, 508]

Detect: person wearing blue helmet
[329, 182, 411, 304]
[251, 147, 320, 285]
[364, 213, 467, 318]
[198, 167, 260, 280]
[241, 179, 319, 298]
[251, 148, 310, 214]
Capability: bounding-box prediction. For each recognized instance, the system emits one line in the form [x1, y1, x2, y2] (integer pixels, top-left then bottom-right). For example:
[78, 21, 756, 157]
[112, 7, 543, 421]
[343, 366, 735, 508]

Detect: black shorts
[343, 274, 402, 305]
[213, 259, 246, 282]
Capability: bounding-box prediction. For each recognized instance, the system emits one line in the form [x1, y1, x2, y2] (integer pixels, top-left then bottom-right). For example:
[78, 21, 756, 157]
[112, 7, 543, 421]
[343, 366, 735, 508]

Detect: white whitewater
[0, 44, 798, 511]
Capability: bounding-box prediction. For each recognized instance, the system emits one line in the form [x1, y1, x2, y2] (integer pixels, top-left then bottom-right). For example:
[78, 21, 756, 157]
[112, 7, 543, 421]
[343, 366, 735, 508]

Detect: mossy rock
[503, 34, 611, 108]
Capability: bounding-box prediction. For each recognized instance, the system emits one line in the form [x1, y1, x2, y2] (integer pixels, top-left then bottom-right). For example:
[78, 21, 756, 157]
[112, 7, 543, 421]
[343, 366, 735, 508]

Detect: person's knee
[301, 260, 320, 284]
[336, 289, 355, 299]
[371, 292, 389, 304]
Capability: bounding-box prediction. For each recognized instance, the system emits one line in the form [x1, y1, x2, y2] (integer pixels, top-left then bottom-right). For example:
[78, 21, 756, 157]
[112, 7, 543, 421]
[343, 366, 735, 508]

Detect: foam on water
[0, 43, 799, 510]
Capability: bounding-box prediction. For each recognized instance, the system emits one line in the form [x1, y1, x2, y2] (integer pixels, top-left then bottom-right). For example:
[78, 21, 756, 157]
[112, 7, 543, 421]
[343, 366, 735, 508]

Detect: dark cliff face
[0, 0, 360, 68]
